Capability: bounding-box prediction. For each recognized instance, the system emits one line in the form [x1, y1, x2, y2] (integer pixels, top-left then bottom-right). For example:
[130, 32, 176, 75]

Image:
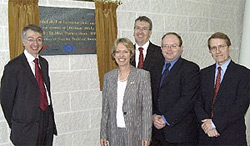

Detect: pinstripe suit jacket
[100, 65, 152, 146]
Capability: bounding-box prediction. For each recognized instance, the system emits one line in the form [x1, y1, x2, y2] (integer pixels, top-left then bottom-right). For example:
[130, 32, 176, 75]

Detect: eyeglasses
[26, 37, 43, 43]
[210, 44, 228, 52]
[162, 44, 180, 50]
[134, 26, 150, 32]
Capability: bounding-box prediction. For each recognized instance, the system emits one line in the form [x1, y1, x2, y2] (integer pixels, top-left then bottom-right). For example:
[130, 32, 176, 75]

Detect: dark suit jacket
[195, 61, 250, 145]
[151, 57, 200, 143]
[131, 42, 164, 73]
[0, 53, 57, 145]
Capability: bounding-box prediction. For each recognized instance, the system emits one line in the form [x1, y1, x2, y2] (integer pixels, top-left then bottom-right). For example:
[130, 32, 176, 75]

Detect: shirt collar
[135, 41, 150, 50]
[24, 50, 37, 63]
[216, 57, 231, 71]
[161, 57, 180, 74]
[165, 57, 180, 69]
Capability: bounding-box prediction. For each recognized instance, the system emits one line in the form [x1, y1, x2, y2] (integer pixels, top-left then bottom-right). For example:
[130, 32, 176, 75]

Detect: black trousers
[37, 106, 54, 146]
[151, 128, 196, 146]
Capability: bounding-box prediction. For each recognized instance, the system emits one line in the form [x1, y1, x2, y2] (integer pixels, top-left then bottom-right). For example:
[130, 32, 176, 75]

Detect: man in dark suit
[131, 16, 163, 72]
[151, 32, 200, 145]
[1, 24, 57, 145]
[194, 32, 250, 145]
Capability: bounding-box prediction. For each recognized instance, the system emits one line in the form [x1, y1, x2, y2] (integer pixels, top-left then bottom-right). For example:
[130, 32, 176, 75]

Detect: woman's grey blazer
[100, 65, 152, 146]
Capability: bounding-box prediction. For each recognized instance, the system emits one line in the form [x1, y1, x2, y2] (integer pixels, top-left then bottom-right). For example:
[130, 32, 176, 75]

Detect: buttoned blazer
[100, 65, 152, 146]
[131, 42, 164, 73]
[195, 61, 250, 145]
[0, 53, 57, 145]
[151, 57, 200, 143]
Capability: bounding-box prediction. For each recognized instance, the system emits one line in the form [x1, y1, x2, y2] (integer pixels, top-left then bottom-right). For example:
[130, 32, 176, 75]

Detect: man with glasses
[195, 32, 250, 145]
[1, 24, 57, 145]
[131, 16, 163, 72]
[151, 32, 200, 145]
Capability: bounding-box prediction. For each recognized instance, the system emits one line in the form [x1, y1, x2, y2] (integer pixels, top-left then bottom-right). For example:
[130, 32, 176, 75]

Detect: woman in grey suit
[100, 38, 152, 146]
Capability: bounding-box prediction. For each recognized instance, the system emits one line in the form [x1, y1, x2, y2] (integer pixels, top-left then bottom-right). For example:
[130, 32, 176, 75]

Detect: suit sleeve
[100, 74, 109, 139]
[0, 64, 18, 128]
[194, 87, 210, 122]
[140, 71, 152, 141]
[163, 64, 200, 126]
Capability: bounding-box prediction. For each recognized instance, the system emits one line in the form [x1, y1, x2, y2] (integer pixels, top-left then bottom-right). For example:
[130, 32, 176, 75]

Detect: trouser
[37, 106, 54, 146]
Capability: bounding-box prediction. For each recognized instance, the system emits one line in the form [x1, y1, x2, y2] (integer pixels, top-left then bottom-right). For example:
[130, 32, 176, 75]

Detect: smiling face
[114, 43, 131, 67]
[161, 34, 183, 62]
[22, 29, 43, 58]
[133, 20, 152, 46]
[209, 38, 231, 65]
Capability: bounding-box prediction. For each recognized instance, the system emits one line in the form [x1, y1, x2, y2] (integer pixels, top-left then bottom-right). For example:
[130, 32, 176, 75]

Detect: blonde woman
[100, 38, 152, 146]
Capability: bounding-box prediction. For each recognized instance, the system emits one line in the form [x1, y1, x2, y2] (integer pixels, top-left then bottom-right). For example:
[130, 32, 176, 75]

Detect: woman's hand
[100, 138, 108, 146]
[142, 140, 150, 146]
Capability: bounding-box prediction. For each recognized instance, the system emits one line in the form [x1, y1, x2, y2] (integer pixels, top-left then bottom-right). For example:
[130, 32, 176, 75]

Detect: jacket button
[123, 112, 127, 115]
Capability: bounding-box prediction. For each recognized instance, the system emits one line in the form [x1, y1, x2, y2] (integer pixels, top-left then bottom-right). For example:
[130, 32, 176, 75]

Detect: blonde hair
[111, 38, 135, 61]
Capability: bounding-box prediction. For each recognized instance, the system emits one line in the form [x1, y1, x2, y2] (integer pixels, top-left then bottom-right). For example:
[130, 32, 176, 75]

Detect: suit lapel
[123, 66, 137, 105]
[216, 61, 235, 99]
[143, 43, 153, 69]
[21, 53, 38, 87]
[155, 61, 164, 88]
[205, 65, 216, 104]
[160, 57, 182, 87]
[39, 57, 49, 88]
[131, 45, 136, 67]
[110, 69, 118, 112]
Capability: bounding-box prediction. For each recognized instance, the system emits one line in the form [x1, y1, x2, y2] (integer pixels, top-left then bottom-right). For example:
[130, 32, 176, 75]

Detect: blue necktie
[160, 63, 171, 87]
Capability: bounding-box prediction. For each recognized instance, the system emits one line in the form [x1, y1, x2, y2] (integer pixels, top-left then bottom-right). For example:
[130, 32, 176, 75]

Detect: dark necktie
[211, 67, 222, 118]
[158, 63, 171, 113]
[138, 47, 144, 69]
[34, 58, 48, 111]
[160, 63, 171, 87]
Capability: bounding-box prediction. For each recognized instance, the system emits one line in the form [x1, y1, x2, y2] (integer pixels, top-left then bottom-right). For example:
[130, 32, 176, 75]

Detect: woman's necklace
[118, 70, 129, 82]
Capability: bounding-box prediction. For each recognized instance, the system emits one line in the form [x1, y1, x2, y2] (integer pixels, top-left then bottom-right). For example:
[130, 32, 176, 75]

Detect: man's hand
[201, 119, 214, 133]
[201, 119, 220, 137]
[207, 129, 220, 137]
[152, 115, 166, 129]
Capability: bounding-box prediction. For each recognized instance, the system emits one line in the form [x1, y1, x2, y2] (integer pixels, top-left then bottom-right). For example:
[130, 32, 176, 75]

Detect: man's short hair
[208, 32, 231, 49]
[22, 24, 43, 40]
[134, 16, 152, 31]
[161, 32, 183, 46]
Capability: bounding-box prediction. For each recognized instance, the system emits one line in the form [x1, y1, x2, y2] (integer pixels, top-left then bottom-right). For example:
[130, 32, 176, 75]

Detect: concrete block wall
[117, 0, 245, 68]
[0, 0, 247, 145]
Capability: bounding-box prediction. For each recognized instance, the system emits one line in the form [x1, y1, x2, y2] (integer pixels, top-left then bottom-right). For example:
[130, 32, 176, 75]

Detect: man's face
[161, 34, 183, 62]
[22, 29, 43, 58]
[133, 20, 152, 46]
[209, 38, 231, 65]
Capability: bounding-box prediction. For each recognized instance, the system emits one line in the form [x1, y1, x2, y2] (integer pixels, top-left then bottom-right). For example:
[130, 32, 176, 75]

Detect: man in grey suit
[1, 24, 57, 145]
[151, 32, 200, 145]
[195, 32, 250, 145]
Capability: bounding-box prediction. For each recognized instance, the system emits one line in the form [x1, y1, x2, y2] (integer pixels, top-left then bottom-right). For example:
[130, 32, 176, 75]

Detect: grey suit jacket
[100, 65, 152, 146]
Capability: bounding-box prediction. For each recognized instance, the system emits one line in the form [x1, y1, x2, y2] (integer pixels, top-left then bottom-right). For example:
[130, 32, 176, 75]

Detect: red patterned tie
[34, 58, 48, 111]
[211, 67, 221, 118]
[138, 47, 144, 69]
